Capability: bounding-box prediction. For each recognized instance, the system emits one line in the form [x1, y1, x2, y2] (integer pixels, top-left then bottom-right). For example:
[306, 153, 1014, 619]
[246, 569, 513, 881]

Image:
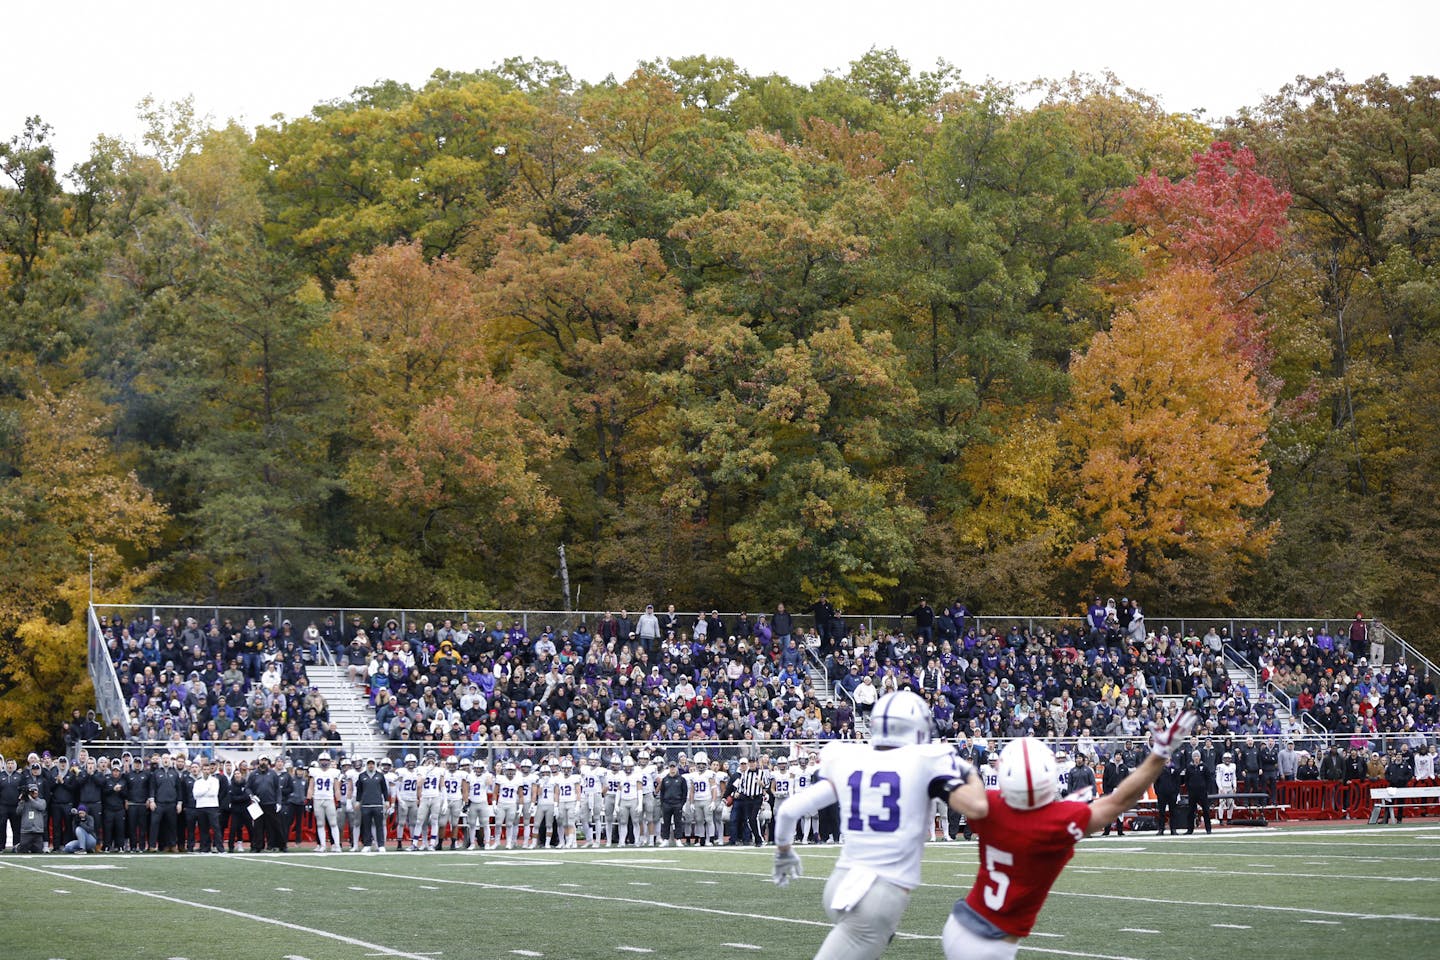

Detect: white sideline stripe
[723, 944, 763, 951]
[1212, 924, 1252, 929]
[372, 847, 1440, 924]
[1050, 890, 1440, 922]
[0, 861, 434, 960]
[244, 858, 1164, 959]
[972, 865, 1440, 884]
[511, 951, 544, 957]
[1299, 920, 1343, 925]
[616, 948, 653, 954]
[1120, 929, 1160, 934]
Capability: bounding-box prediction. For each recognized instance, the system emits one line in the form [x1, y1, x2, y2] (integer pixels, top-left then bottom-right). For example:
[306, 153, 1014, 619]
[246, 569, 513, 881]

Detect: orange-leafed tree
[1062, 268, 1274, 603]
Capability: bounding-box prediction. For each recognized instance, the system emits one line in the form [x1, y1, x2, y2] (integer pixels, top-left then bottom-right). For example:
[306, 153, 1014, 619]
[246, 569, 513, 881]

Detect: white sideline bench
[1369, 786, 1440, 822]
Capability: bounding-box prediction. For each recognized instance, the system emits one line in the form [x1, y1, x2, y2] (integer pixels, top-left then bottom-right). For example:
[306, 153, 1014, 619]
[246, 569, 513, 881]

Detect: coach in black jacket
[0, 759, 21, 850]
[1183, 750, 1213, 834]
[658, 760, 688, 845]
[248, 757, 285, 851]
[123, 757, 152, 851]
[101, 762, 127, 850]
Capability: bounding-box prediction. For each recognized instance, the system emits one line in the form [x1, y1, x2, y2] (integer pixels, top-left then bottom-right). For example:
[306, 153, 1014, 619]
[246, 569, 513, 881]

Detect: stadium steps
[306, 664, 386, 760]
[1225, 663, 1303, 735]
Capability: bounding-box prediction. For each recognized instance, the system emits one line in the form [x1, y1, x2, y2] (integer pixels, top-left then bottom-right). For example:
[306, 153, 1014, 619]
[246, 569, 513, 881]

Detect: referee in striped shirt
[730, 758, 764, 846]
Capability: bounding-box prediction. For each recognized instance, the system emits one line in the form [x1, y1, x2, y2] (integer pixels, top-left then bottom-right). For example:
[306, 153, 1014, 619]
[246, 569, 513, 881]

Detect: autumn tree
[331, 241, 562, 604]
[0, 380, 166, 755]
[1062, 268, 1273, 602]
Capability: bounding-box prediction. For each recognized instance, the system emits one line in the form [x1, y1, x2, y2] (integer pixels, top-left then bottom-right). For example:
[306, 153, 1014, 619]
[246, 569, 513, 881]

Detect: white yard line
[0, 861, 436, 960]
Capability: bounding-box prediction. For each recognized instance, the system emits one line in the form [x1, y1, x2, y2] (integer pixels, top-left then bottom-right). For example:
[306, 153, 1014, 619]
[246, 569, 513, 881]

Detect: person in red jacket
[943, 710, 1198, 959]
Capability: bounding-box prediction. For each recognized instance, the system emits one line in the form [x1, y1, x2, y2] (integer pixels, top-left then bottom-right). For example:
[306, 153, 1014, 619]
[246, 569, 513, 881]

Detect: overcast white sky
[6, 0, 1437, 170]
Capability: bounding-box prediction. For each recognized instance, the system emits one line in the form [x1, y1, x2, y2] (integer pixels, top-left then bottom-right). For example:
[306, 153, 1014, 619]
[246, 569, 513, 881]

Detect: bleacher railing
[87, 605, 127, 727]
[75, 728, 1437, 769]
[90, 603, 1401, 650]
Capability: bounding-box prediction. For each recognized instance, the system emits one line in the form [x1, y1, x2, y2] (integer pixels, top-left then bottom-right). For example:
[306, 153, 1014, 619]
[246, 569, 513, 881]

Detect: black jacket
[248, 768, 282, 806]
[150, 767, 182, 805]
[659, 773, 689, 806]
[228, 776, 253, 810]
[123, 768, 152, 803]
[1182, 763, 1211, 801]
[102, 772, 128, 812]
[357, 770, 389, 806]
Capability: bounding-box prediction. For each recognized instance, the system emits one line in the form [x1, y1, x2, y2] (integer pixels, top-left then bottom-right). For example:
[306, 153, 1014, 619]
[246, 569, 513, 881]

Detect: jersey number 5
[982, 846, 1015, 910]
[845, 770, 901, 833]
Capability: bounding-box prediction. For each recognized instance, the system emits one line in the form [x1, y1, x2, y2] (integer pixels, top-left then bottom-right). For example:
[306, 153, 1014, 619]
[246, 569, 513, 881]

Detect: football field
[3, 824, 1436, 960]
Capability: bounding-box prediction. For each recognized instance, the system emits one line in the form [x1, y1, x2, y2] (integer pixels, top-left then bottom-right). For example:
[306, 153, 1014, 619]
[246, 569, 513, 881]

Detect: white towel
[830, 867, 878, 912]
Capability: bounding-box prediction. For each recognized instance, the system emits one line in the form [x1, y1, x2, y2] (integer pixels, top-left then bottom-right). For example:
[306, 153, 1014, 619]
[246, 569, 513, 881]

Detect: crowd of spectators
[90, 612, 338, 755]
[82, 600, 1439, 767]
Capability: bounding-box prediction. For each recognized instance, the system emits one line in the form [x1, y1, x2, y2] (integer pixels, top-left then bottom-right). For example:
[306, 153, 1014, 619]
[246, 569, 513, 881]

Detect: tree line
[2, 51, 1437, 750]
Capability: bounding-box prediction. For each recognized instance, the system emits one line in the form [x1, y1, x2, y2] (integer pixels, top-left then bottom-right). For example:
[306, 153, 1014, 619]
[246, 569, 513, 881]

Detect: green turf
[3, 824, 1437, 960]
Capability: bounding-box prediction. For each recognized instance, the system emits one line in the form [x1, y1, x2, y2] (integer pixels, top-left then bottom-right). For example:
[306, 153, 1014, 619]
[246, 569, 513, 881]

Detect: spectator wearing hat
[63, 805, 98, 853]
[101, 759, 127, 850]
[192, 758, 222, 853]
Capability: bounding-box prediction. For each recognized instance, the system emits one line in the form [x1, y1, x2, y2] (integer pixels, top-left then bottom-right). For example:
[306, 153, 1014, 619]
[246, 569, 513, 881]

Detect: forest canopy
[4, 54, 1439, 744]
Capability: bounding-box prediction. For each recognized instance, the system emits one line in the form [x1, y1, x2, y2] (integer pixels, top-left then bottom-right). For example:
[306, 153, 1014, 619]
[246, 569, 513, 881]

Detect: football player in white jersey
[338, 757, 362, 851]
[603, 754, 623, 845]
[686, 753, 715, 845]
[982, 752, 1001, 790]
[797, 751, 821, 844]
[494, 761, 522, 849]
[380, 758, 398, 848]
[554, 756, 582, 848]
[1054, 749, 1074, 796]
[534, 762, 557, 848]
[772, 690, 988, 960]
[770, 756, 796, 844]
[708, 758, 730, 845]
[466, 758, 494, 850]
[308, 751, 342, 852]
[1215, 751, 1238, 822]
[441, 756, 466, 849]
[394, 755, 421, 851]
[580, 751, 606, 847]
[518, 758, 539, 848]
[614, 756, 643, 845]
[636, 751, 660, 846]
[416, 751, 445, 850]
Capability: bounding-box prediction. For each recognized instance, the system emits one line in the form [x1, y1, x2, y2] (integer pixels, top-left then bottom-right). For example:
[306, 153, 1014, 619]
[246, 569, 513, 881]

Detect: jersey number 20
[845, 770, 901, 832]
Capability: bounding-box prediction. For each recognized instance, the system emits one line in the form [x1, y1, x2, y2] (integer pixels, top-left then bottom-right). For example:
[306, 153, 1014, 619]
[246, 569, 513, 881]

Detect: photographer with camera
[63, 804, 99, 853]
[17, 782, 46, 853]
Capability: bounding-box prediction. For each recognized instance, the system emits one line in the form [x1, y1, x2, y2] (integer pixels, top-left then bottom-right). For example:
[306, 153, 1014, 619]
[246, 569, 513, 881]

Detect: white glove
[773, 846, 803, 887]
[1149, 710, 1199, 760]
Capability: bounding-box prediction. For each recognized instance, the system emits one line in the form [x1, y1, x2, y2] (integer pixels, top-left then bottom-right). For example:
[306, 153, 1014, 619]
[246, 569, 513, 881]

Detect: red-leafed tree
[1118, 141, 1291, 369]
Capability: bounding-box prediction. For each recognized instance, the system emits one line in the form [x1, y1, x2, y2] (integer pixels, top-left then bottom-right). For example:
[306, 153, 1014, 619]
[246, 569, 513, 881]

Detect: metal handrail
[90, 603, 1397, 648]
[87, 606, 127, 727]
[75, 725, 1437, 767]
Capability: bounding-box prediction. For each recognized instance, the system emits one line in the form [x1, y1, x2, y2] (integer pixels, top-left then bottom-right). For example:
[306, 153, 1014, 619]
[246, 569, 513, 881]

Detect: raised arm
[1087, 711, 1197, 837]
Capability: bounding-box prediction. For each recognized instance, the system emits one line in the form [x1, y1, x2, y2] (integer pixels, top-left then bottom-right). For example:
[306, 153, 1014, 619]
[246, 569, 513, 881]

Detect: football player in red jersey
[944, 710, 1198, 960]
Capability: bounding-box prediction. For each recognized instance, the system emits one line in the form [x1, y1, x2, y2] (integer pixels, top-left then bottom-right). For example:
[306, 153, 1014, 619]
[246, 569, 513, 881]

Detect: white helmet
[692, 751, 707, 765]
[560, 757, 574, 769]
[998, 737, 1059, 811]
[623, 756, 635, 768]
[869, 691, 934, 747]
[404, 753, 417, 765]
